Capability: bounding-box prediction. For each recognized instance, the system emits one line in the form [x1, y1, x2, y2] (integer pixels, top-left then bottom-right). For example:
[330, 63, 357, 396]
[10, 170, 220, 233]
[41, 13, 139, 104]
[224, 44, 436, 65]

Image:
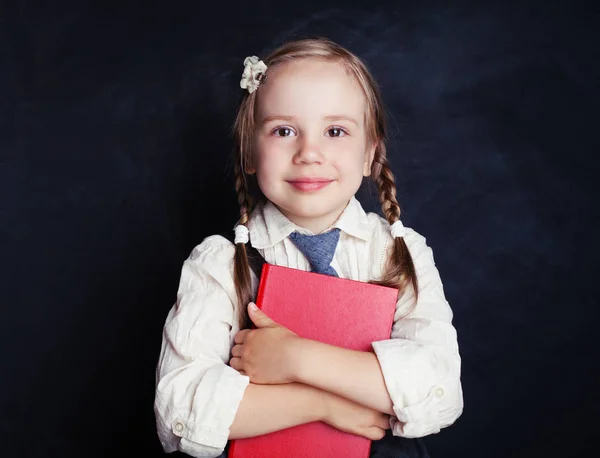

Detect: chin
[265, 187, 354, 221]
[280, 198, 347, 222]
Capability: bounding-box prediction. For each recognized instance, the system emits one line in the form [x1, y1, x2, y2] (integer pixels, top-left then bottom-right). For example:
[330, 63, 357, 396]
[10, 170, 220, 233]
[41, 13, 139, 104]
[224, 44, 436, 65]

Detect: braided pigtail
[371, 147, 419, 312]
[232, 154, 255, 331]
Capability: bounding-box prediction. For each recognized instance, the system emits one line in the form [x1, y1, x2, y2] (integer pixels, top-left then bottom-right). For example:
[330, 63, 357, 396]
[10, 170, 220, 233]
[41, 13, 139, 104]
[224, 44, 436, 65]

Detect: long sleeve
[371, 229, 463, 438]
[154, 236, 250, 457]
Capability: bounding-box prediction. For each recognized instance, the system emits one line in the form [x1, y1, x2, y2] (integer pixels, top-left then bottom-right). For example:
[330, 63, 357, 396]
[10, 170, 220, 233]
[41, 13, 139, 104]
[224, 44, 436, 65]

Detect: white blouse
[154, 196, 463, 457]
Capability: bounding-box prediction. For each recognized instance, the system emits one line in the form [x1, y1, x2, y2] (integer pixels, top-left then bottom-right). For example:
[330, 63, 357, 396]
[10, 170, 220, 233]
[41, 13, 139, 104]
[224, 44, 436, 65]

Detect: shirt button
[435, 387, 445, 399]
[174, 422, 184, 433]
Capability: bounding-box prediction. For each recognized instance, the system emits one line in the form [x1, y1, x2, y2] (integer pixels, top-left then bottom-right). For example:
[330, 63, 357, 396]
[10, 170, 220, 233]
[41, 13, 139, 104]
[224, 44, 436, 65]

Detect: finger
[367, 427, 386, 441]
[376, 414, 391, 429]
[231, 344, 243, 358]
[234, 330, 250, 344]
[229, 357, 242, 371]
[248, 302, 277, 328]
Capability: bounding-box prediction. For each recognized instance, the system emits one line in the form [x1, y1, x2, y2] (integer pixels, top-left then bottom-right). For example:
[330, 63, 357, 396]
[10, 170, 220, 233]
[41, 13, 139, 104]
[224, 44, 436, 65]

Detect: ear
[363, 141, 377, 177]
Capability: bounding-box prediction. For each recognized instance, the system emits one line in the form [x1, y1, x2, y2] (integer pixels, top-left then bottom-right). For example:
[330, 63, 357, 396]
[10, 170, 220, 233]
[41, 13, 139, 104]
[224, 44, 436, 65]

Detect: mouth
[286, 178, 334, 192]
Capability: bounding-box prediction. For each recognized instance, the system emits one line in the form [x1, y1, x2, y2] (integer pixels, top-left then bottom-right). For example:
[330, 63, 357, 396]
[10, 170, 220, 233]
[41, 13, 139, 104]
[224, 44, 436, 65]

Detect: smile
[286, 178, 333, 192]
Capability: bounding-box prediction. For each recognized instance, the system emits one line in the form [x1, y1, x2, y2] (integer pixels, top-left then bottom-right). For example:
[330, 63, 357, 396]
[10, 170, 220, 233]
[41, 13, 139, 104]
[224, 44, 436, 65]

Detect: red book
[228, 264, 398, 458]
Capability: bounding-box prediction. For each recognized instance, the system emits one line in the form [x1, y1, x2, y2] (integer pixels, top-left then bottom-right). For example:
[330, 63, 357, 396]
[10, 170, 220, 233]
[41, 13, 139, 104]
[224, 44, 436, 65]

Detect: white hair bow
[240, 56, 267, 93]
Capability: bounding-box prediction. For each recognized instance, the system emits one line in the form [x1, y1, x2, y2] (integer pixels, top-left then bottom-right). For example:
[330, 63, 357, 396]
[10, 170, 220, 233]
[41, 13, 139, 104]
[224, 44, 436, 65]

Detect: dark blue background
[1, 1, 598, 457]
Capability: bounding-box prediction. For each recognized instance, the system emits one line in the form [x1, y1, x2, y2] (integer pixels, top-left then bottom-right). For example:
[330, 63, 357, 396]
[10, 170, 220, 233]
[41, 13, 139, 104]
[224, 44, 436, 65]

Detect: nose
[293, 136, 325, 165]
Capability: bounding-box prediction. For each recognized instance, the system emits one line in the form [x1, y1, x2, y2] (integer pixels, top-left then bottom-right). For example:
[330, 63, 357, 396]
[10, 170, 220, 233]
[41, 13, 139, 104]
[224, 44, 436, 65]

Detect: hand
[322, 392, 390, 441]
[230, 303, 300, 384]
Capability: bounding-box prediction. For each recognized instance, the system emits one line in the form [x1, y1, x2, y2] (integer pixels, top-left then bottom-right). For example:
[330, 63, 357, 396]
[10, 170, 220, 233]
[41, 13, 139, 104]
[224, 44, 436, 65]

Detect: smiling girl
[154, 38, 463, 458]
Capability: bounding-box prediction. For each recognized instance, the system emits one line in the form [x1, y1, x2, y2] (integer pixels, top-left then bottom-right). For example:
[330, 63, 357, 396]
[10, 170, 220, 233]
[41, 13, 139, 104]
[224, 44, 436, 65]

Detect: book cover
[228, 264, 398, 458]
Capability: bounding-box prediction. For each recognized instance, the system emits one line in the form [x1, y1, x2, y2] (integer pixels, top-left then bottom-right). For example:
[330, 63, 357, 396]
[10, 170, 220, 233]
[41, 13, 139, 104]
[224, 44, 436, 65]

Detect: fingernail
[249, 302, 258, 311]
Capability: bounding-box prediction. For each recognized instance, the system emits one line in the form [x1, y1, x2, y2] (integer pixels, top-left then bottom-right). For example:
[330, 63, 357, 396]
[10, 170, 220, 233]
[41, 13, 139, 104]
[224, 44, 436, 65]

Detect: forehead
[255, 58, 366, 121]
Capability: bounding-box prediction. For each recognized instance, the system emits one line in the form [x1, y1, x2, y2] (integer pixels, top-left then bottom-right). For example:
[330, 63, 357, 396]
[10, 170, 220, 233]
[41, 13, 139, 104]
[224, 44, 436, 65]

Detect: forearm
[229, 382, 326, 439]
[293, 339, 394, 415]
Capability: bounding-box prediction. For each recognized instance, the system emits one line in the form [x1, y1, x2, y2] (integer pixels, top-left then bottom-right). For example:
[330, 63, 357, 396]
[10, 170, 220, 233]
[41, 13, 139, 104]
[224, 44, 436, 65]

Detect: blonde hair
[232, 37, 418, 329]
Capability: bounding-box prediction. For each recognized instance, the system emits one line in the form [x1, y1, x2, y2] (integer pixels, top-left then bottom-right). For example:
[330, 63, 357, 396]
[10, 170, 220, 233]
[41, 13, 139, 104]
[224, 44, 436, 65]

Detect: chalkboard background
[1, 1, 598, 457]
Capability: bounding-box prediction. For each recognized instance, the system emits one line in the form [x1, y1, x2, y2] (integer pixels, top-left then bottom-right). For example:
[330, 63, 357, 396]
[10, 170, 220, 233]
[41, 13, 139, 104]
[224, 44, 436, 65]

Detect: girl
[154, 37, 463, 458]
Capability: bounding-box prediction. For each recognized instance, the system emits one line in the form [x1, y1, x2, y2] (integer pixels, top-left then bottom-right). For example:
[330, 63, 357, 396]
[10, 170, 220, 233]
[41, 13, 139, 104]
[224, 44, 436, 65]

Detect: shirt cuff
[170, 364, 250, 455]
[372, 338, 460, 437]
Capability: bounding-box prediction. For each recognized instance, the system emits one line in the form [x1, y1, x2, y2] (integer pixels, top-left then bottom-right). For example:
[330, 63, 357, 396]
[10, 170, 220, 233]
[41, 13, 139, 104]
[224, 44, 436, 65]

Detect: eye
[272, 126, 296, 137]
[326, 127, 348, 138]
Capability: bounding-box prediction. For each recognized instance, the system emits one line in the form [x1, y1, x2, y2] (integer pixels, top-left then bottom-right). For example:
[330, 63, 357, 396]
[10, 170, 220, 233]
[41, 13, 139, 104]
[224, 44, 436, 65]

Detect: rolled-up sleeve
[154, 236, 250, 457]
[371, 230, 463, 438]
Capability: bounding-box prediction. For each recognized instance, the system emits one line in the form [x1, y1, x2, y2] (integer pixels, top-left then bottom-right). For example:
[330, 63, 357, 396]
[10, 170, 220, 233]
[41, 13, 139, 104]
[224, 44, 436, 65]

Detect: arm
[291, 339, 395, 415]
[288, 230, 463, 437]
[231, 382, 390, 441]
[154, 239, 248, 458]
[230, 302, 394, 415]
[229, 382, 326, 439]
[156, 237, 285, 458]
[370, 230, 463, 437]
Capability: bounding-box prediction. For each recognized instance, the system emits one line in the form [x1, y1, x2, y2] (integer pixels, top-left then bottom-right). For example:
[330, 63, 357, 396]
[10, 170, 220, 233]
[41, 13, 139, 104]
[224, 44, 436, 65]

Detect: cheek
[336, 143, 368, 176]
[255, 145, 285, 182]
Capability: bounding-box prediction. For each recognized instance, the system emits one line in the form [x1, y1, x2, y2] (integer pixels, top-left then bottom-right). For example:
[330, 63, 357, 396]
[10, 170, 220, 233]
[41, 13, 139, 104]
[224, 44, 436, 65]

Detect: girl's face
[251, 58, 375, 234]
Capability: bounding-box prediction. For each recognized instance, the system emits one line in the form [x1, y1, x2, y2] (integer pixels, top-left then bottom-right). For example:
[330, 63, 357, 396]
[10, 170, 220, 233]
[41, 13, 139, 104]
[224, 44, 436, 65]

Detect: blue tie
[289, 228, 341, 277]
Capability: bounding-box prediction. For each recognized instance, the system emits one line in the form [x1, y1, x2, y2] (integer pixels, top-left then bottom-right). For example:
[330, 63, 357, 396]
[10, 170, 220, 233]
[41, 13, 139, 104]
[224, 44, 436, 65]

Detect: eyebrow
[259, 115, 359, 126]
[324, 115, 359, 126]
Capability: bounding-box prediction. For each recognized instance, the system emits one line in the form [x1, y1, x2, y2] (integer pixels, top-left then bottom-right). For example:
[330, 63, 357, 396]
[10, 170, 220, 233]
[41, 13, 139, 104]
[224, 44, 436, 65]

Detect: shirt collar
[248, 196, 372, 249]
